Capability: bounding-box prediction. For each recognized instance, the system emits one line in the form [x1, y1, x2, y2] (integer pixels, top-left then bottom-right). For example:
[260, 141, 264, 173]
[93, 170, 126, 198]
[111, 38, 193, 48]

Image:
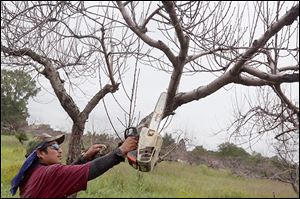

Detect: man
[10, 133, 138, 198]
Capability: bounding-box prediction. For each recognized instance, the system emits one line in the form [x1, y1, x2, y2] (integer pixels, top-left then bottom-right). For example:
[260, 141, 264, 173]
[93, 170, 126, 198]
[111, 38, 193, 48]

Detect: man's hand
[119, 137, 138, 155]
[83, 144, 107, 161]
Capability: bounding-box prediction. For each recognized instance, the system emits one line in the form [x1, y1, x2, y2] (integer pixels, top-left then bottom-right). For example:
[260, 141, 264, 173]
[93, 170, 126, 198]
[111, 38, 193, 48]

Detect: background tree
[271, 143, 299, 196]
[191, 146, 207, 155]
[1, 69, 40, 132]
[162, 133, 176, 147]
[14, 132, 29, 145]
[218, 142, 250, 158]
[227, 86, 299, 195]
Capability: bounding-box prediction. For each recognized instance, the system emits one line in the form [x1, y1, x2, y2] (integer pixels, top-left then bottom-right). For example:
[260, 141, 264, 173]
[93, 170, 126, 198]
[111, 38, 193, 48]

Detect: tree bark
[67, 122, 85, 164]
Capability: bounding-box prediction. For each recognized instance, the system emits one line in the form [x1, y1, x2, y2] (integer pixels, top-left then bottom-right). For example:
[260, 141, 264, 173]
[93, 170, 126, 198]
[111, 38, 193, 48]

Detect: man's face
[37, 141, 63, 165]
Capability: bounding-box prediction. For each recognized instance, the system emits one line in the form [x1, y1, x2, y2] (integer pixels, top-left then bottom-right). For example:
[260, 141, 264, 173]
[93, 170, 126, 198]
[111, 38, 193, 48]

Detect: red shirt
[20, 162, 91, 198]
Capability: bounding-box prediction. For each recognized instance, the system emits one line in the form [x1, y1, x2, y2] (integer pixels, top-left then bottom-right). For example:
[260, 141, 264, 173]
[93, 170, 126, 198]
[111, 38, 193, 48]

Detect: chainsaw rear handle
[118, 127, 138, 146]
[123, 127, 139, 169]
[124, 127, 139, 139]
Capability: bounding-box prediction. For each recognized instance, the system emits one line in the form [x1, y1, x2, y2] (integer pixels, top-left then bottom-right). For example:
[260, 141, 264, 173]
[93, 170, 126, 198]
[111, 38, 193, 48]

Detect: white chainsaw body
[137, 92, 167, 172]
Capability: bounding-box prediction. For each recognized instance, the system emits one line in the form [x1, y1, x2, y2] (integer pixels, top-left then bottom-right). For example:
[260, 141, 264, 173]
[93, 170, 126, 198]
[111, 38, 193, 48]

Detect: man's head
[26, 133, 65, 165]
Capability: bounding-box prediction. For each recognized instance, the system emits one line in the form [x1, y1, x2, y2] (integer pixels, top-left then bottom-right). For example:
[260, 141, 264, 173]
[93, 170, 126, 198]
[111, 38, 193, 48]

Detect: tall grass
[1, 135, 25, 198]
[78, 162, 296, 198]
[1, 135, 297, 198]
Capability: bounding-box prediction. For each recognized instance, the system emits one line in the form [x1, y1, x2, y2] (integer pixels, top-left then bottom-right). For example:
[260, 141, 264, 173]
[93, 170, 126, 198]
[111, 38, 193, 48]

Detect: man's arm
[71, 144, 107, 165]
[88, 137, 138, 180]
[71, 155, 88, 165]
[88, 148, 125, 180]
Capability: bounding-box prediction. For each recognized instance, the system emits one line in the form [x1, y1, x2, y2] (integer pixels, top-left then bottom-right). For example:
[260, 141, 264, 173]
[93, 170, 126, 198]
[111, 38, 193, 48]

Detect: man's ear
[36, 149, 45, 159]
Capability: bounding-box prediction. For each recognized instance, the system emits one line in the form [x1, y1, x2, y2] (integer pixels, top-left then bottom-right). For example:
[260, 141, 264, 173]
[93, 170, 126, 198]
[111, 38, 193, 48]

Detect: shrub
[217, 142, 250, 158]
[14, 131, 28, 144]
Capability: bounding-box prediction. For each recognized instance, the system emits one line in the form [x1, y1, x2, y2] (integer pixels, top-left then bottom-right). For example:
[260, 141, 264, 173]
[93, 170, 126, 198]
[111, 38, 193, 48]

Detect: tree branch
[161, 1, 186, 51]
[170, 72, 233, 115]
[272, 85, 299, 114]
[81, 83, 119, 120]
[1, 44, 81, 122]
[242, 66, 299, 83]
[116, 1, 177, 66]
[230, 3, 299, 76]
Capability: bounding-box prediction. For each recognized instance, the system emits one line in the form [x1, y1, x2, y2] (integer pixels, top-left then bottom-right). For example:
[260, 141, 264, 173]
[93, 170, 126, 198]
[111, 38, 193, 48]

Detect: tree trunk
[67, 121, 85, 165]
[291, 182, 299, 198]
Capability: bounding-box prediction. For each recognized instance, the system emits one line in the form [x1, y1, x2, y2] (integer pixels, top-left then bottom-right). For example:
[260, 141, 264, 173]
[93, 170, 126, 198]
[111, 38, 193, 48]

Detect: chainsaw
[124, 92, 167, 172]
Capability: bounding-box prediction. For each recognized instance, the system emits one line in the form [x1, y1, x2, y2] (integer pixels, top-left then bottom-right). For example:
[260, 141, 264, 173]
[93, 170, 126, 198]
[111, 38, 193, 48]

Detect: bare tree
[272, 143, 299, 197]
[1, 1, 298, 178]
[115, 1, 299, 192]
[1, 1, 140, 164]
[227, 87, 299, 195]
[220, 3, 299, 194]
[115, 1, 298, 125]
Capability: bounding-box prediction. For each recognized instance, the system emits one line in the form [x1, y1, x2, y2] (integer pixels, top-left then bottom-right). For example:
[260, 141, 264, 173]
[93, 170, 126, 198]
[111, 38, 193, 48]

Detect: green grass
[78, 162, 296, 198]
[1, 135, 297, 198]
[1, 135, 25, 198]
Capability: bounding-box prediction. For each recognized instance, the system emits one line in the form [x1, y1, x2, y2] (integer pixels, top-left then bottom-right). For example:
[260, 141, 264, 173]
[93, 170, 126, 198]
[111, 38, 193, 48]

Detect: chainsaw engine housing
[137, 127, 163, 172]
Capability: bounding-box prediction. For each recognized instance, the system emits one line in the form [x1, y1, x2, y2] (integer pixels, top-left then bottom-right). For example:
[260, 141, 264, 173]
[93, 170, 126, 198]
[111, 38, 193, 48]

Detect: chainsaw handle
[117, 127, 138, 147]
[124, 127, 138, 139]
[123, 127, 139, 170]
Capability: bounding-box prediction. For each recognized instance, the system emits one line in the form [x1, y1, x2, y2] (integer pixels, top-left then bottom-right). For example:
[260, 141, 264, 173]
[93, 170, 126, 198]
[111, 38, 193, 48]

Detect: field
[1, 135, 297, 198]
